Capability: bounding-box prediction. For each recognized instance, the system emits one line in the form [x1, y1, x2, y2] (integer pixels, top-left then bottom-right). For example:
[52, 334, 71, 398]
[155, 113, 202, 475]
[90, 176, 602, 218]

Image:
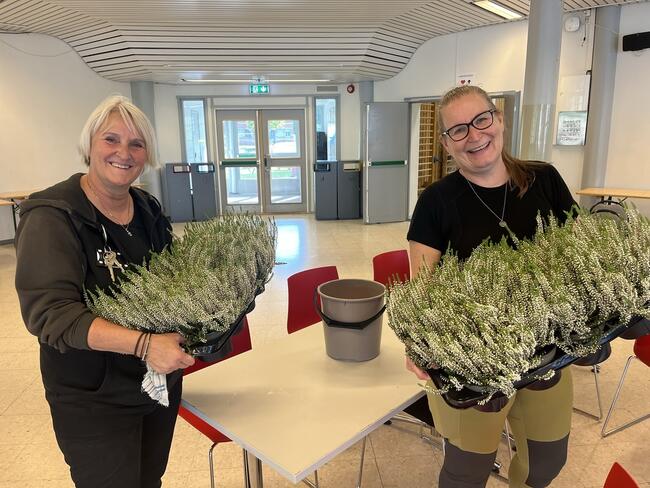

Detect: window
[223, 120, 257, 159]
[315, 98, 337, 161]
[181, 99, 208, 163]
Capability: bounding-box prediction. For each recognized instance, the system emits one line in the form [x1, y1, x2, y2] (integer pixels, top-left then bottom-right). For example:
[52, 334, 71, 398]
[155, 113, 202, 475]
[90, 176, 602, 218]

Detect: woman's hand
[406, 356, 432, 381]
[146, 333, 195, 374]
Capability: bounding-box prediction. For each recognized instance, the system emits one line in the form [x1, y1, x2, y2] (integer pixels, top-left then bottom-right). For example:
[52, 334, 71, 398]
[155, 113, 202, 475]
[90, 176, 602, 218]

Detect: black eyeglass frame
[442, 109, 497, 142]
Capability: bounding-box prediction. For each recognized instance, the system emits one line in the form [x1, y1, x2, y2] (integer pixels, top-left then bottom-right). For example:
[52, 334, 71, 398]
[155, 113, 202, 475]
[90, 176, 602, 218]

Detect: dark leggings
[49, 381, 182, 488]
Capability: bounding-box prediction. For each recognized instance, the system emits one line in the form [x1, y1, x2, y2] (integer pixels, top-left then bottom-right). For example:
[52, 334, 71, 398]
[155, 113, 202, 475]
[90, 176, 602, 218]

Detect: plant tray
[187, 285, 264, 362]
[427, 314, 647, 409]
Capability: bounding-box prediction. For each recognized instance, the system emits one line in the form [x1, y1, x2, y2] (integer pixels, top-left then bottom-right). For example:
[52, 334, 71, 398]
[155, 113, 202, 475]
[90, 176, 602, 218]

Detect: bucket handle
[313, 289, 386, 330]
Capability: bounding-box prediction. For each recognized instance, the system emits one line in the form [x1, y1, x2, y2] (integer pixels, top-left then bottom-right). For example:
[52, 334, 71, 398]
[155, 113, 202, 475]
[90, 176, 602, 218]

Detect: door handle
[263, 155, 270, 171]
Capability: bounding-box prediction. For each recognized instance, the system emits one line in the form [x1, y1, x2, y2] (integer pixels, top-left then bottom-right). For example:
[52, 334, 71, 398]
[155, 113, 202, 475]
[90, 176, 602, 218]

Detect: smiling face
[440, 93, 506, 183]
[88, 111, 148, 191]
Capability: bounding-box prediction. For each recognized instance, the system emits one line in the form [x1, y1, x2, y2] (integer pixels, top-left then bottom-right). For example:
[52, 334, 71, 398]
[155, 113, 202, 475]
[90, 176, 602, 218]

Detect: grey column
[130, 81, 163, 202]
[519, 0, 563, 161]
[580, 6, 620, 207]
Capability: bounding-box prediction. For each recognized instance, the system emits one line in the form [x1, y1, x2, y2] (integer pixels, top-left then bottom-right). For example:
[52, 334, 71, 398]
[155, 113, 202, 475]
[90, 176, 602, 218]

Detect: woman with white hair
[15, 95, 195, 487]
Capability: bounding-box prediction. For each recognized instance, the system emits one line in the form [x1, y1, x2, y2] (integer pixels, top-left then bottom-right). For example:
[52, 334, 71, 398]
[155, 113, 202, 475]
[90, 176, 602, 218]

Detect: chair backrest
[633, 334, 650, 367]
[604, 462, 639, 488]
[372, 249, 410, 287]
[287, 265, 339, 334]
[183, 316, 253, 375]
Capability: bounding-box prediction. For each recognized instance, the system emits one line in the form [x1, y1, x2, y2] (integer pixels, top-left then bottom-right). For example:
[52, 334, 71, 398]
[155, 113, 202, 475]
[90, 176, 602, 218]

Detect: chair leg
[390, 412, 439, 447]
[208, 442, 218, 488]
[504, 421, 513, 462]
[602, 355, 650, 437]
[573, 364, 604, 420]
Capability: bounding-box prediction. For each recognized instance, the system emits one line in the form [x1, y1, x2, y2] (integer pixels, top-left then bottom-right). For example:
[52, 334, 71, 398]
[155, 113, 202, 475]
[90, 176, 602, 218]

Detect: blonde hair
[78, 95, 159, 168]
[438, 85, 542, 196]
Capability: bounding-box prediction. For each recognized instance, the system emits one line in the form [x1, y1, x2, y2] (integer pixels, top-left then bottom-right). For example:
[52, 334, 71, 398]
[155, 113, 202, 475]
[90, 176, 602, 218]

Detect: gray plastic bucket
[316, 279, 386, 361]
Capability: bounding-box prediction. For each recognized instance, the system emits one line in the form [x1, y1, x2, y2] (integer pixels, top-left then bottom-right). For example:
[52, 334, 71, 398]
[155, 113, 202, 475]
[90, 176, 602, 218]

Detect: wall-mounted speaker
[622, 31, 650, 52]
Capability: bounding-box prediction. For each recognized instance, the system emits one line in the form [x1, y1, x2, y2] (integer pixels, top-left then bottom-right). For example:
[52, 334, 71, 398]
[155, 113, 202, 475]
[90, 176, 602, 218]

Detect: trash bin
[162, 163, 193, 222]
[337, 160, 361, 219]
[314, 161, 338, 220]
[316, 279, 385, 361]
[191, 163, 218, 221]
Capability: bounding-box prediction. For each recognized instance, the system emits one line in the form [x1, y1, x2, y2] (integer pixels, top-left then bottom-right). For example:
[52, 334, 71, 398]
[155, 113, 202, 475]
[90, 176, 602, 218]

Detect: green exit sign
[249, 83, 270, 95]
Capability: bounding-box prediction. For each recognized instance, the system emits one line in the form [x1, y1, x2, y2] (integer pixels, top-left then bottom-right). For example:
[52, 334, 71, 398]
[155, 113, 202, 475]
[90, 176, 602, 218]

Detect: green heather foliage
[387, 206, 650, 400]
[85, 214, 277, 346]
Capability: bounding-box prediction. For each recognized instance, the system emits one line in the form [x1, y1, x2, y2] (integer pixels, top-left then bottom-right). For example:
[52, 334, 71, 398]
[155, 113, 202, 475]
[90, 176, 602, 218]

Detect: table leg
[243, 449, 264, 488]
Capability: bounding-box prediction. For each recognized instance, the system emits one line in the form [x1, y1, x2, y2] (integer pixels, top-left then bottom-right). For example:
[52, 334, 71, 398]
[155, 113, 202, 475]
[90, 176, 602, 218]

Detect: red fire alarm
[346, 83, 355, 94]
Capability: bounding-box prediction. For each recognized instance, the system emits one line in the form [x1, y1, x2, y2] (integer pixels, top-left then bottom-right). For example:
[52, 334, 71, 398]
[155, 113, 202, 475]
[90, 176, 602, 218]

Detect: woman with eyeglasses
[406, 85, 577, 488]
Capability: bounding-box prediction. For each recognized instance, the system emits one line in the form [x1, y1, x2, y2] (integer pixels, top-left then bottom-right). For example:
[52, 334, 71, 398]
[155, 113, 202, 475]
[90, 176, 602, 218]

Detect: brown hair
[437, 85, 543, 197]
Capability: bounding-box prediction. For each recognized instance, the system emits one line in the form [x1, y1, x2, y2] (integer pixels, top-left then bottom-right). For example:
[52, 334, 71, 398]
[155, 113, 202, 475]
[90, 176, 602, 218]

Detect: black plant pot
[188, 297, 258, 362]
[427, 313, 646, 410]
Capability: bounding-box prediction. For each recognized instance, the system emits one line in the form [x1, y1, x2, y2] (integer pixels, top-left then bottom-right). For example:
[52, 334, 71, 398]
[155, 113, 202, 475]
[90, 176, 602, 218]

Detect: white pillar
[130, 81, 163, 202]
[580, 6, 620, 206]
[520, 0, 563, 161]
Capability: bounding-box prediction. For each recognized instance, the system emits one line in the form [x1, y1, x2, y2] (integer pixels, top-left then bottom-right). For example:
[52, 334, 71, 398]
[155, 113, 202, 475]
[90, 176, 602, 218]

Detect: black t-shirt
[95, 201, 153, 267]
[407, 163, 577, 260]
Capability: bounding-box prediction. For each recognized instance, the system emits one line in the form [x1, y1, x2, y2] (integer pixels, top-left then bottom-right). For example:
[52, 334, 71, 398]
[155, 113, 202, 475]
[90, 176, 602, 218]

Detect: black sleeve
[407, 187, 447, 252]
[544, 164, 578, 221]
[14, 207, 96, 352]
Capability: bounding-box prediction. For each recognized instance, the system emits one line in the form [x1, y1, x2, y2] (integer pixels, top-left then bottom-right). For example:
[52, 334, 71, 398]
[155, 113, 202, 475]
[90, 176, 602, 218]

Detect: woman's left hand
[146, 333, 195, 374]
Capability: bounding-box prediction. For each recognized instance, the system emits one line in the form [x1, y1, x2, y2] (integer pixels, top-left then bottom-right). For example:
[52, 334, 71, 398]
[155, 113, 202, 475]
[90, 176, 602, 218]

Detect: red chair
[372, 249, 410, 287]
[287, 265, 339, 334]
[603, 462, 640, 488]
[601, 334, 650, 437]
[178, 318, 253, 488]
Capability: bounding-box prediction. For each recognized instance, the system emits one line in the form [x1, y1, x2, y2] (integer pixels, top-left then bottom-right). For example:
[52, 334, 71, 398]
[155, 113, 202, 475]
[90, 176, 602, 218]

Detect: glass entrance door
[260, 109, 306, 213]
[216, 110, 261, 213]
[216, 108, 307, 214]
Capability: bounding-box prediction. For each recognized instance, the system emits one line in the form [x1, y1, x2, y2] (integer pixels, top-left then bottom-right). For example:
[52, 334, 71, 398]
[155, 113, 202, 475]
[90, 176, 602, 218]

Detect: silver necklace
[86, 177, 134, 237]
[465, 178, 508, 228]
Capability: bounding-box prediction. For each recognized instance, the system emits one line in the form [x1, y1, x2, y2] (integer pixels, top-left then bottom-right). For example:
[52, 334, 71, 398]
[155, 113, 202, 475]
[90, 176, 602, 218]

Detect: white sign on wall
[456, 73, 475, 86]
[556, 111, 588, 146]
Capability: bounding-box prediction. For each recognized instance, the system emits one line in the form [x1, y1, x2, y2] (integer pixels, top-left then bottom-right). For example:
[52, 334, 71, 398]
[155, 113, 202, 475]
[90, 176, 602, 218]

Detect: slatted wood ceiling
[0, 0, 645, 83]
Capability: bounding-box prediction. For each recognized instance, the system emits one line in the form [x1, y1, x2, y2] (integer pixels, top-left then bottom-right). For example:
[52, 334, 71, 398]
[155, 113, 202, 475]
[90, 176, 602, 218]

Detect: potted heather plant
[85, 213, 277, 404]
[387, 206, 650, 406]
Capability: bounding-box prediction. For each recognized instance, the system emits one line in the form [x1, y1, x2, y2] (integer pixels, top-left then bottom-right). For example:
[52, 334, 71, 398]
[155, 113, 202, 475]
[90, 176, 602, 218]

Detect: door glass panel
[315, 98, 337, 161]
[267, 120, 300, 158]
[222, 120, 257, 159]
[182, 100, 208, 163]
[225, 166, 259, 204]
[270, 167, 302, 204]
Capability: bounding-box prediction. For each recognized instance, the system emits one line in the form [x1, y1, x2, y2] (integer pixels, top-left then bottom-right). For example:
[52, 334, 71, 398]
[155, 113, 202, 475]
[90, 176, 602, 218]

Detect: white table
[181, 325, 425, 487]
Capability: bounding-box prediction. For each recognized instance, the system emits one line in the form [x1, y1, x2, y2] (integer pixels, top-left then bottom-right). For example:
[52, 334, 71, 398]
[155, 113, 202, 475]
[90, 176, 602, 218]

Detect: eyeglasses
[442, 109, 497, 142]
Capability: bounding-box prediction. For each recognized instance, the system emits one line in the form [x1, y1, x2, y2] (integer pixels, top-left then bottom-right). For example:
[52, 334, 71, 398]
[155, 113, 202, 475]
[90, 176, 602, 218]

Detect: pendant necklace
[86, 176, 134, 237]
[465, 177, 508, 228]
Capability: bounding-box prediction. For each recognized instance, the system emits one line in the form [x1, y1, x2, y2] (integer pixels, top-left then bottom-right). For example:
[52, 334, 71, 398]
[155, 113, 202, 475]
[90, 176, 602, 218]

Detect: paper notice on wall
[556, 111, 587, 146]
[456, 74, 475, 86]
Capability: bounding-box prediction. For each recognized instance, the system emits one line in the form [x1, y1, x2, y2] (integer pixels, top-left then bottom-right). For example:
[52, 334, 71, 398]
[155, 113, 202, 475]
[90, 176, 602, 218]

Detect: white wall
[374, 14, 598, 207]
[0, 33, 129, 240]
[606, 2, 650, 215]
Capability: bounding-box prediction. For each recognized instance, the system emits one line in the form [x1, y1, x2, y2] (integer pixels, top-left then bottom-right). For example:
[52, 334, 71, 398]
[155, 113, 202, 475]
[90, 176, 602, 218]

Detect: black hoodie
[15, 173, 179, 413]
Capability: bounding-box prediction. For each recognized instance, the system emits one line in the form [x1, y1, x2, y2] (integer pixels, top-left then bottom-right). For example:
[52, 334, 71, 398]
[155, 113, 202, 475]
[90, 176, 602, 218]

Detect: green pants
[427, 368, 573, 487]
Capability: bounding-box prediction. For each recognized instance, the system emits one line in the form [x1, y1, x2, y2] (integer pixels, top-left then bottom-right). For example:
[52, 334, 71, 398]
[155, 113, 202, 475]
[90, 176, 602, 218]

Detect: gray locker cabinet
[364, 103, 409, 224]
[337, 161, 362, 220]
[191, 163, 218, 221]
[162, 163, 193, 223]
[314, 162, 338, 220]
